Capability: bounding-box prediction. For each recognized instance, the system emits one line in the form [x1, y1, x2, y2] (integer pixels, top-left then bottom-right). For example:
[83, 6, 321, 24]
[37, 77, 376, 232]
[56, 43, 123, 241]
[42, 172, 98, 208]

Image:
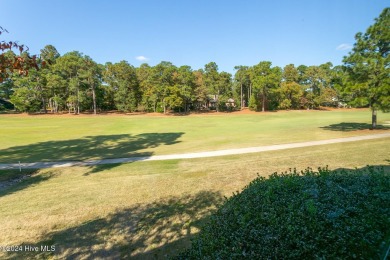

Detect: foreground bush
[179, 167, 390, 259]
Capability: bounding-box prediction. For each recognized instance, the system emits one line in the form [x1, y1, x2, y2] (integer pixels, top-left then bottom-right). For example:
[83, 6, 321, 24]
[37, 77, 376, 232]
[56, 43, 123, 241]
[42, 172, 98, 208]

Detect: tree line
[0, 8, 389, 125]
[0, 50, 238, 114]
[0, 48, 362, 114]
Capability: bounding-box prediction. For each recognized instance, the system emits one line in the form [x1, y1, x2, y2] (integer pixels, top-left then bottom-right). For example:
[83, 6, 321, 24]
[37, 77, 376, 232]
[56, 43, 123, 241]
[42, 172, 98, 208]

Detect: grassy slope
[0, 109, 389, 163]
[0, 137, 389, 259]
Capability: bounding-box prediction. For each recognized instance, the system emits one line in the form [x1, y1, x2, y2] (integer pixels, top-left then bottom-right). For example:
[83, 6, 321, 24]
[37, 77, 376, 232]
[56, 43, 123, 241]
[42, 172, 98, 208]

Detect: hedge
[178, 166, 390, 259]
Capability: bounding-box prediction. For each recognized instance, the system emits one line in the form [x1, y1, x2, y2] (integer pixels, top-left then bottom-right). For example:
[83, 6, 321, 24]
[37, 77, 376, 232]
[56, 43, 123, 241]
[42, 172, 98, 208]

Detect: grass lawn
[0, 110, 389, 258]
[0, 138, 389, 259]
[0, 109, 389, 163]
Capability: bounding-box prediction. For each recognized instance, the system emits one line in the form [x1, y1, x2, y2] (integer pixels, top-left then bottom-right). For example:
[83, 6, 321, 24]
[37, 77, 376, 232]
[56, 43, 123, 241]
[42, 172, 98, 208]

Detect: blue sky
[0, 0, 388, 74]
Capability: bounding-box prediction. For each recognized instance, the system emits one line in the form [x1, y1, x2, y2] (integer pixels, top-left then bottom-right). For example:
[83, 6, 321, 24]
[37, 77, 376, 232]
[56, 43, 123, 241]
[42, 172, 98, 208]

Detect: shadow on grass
[0, 132, 184, 190]
[0, 132, 184, 164]
[5, 190, 224, 259]
[84, 163, 123, 175]
[0, 168, 37, 182]
[0, 169, 52, 197]
[320, 122, 390, 131]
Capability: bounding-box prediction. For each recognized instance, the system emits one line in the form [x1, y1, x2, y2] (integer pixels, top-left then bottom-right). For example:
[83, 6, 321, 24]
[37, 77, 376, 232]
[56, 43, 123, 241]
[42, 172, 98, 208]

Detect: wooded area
[0, 9, 389, 122]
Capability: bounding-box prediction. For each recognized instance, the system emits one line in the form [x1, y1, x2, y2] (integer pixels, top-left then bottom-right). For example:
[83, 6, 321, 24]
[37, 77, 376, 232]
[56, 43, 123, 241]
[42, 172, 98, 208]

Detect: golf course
[1, 1, 389, 258]
[0, 109, 389, 258]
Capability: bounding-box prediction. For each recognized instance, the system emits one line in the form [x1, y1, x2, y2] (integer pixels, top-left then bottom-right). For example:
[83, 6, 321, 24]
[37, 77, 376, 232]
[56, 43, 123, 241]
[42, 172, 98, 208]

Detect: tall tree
[150, 61, 177, 113]
[38, 45, 60, 113]
[54, 51, 85, 114]
[278, 64, 303, 110]
[45, 72, 66, 113]
[10, 63, 46, 112]
[40, 45, 60, 65]
[204, 62, 221, 111]
[304, 65, 326, 104]
[173, 65, 196, 112]
[80, 56, 100, 114]
[297, 64, 308, 85]
[300, 63, 337, 108]
[329, 65, 346, 104]
[251, 61, 282, 112]
[136, 63, 152, 112]
[103, 61, 140, 112]
[343, 7, 390, 128]
[234, 65, 251, 108]
[218, 71, 233, 110]
[283, 64, 299, 83]
[193, 69, 208, 110]
[10, 52, 52, 113]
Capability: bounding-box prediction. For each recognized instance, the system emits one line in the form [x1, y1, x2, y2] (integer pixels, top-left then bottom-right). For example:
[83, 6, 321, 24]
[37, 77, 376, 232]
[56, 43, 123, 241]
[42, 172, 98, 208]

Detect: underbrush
[179, 166, 390, 259]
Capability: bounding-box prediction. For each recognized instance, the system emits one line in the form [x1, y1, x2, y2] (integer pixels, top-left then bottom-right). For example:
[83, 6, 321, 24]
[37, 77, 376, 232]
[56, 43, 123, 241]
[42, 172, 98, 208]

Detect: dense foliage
[343, 8, 390, 128]
[0, 8, 388, 117]
[0, 47, 349, 114]
[179, 167, 390, 259]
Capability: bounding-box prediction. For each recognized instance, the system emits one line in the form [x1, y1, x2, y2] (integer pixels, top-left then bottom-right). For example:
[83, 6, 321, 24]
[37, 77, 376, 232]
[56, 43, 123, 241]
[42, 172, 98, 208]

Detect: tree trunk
[42, 97, 47, 113]
[371, 109, 377, 129]
[262, 90, 266, 112]
[48, 98, 52, 113]
[53, 100, 57, 113]
[248, 85, 250, 107]
[38, 81, 47, 113]
[240, 83, 243, 109]
[92, 84, 97, 115]
[76, 81, 80, 115]
[75, 95, 78, 114]
[216, 93, 219, 112]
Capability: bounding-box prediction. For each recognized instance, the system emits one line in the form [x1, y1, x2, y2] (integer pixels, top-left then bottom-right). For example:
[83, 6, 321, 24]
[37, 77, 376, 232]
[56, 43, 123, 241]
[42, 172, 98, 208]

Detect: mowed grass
[0, 137, 389, 259]
[0, 109, 389, 163]
[0, 110, 389, 258]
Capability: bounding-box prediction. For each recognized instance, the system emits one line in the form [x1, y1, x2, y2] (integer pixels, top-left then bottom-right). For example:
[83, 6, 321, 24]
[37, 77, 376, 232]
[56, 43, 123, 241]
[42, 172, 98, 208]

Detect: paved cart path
[1, 132, 389, 170]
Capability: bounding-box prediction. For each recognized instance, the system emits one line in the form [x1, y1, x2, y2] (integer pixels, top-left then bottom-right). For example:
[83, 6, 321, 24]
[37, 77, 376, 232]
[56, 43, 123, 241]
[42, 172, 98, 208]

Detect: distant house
[207, 95, 218, 109]
[226, 98, 235, 108]
[195, 95, 236, 111]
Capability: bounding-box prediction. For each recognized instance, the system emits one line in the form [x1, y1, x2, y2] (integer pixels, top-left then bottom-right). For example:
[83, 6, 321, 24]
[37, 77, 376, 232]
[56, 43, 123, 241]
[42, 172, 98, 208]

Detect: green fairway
[1, 2, 389, 258]
[0, 138, 389, 258]
[0, 109, 389, 163]
[0, 110, 389, 259]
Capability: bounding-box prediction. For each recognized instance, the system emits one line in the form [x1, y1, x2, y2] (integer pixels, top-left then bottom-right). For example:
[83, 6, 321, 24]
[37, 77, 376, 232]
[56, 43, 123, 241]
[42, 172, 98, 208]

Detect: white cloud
[135, 55, 149, 61]
[336, 44, 352, 51]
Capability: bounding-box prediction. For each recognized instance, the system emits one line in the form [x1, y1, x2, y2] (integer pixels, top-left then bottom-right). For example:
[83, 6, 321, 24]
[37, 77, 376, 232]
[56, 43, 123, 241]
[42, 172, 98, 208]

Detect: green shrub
[178, 167, 390, 259]
[278, 98, 292, 110]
